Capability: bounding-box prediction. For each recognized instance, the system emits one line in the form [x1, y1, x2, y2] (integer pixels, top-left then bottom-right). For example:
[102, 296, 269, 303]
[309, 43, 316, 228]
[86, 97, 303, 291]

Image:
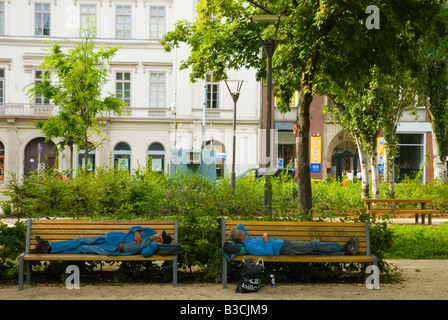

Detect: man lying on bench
[34, 226, 173, 258]
[228, 223, 359, 256]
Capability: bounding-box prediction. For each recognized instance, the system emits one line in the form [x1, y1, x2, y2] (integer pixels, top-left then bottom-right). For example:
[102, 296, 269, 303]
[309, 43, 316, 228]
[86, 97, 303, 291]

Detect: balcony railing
[0, 103, 57, 117]
[0, 104, 172, 119]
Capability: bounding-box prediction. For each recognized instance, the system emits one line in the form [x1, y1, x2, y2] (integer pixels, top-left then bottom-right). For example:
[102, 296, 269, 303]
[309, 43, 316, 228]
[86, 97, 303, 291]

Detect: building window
[206, 73, 219, 109]
[116, 5, 131, 38]
[149, 72, 165, 108]
[34, 70, 49, 104]
[148, 142, 165, 172]
[149, 6, 165, 39]
[0, 69, 4, 105]
[78, 149, 96, 172]
[35, 3, 50, 36]
[0, 2, 4, 35]
[116, 72, 131, 106]
[396, 134, 424, 182]
[114, 142, 131, 172]
[80, 4, 97, 29]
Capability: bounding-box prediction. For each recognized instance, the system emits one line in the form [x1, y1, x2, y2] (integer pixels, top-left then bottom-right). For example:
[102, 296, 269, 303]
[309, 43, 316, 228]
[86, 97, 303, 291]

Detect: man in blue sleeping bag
[229, 223, 358, 256]
[34, 226, 172, 258]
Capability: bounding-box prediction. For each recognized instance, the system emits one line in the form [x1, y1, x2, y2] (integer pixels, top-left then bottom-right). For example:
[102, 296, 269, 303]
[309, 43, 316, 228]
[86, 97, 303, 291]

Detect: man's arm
[236, 223, 250, 238]
[134, 230, 142, 244]
[141, 242, 159, 257]
[129, 226, 156, 243]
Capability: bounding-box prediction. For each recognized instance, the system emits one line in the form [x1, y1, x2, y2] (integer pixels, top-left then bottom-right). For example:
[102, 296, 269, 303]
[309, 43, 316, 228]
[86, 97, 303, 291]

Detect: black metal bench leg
[222, 257, 227, 289]
[26, 261, 31, 286]
[173, 256, 178, 287]
[18, 254, 24, 290]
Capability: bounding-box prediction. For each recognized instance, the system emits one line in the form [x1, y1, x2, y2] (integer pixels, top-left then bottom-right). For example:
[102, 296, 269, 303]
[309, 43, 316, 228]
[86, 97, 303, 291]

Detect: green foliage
[386, 224, 448, 259]
[0, 221, 26, 279]
[24, 24, 127, 168]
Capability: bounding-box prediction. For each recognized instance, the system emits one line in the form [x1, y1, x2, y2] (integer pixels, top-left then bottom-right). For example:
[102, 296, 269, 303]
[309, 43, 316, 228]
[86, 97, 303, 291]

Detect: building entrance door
[332, 150, 358, 179]
[24, 138, 57, 177]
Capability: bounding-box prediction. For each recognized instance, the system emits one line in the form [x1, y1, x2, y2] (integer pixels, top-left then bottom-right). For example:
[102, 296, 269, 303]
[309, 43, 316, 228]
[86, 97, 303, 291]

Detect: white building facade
[0, 0, 262, 186]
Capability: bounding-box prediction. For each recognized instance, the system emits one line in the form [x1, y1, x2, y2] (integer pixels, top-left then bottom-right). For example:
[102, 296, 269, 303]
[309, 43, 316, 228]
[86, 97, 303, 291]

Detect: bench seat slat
[23, 253, 174, 261]
[232, 255, 374, 263]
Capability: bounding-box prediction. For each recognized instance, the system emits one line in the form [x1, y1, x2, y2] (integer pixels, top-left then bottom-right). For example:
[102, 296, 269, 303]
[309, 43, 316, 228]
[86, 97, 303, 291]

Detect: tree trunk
[84, 134, 89, 172]
[295, 53, 319, 218]
[355, 136, 370, 199]
[432, 131, 447, 183]
[70, 145, 74, 171]
[370, 141, 380, 199]
[384, 132, 396, 199]
[296, 89, 313, 217]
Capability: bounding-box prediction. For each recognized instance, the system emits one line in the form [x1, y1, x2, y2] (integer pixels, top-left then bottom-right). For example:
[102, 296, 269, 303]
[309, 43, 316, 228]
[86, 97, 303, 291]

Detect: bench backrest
[223, 220, 370, 254]
[26, 219, 177, 253]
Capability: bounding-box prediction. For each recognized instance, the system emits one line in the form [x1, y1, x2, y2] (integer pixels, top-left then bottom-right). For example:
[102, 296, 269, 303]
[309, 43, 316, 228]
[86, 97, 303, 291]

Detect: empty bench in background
[365, 199, 436, 225]
[19, 219, 178, 290]
[221, 220, 377, 289]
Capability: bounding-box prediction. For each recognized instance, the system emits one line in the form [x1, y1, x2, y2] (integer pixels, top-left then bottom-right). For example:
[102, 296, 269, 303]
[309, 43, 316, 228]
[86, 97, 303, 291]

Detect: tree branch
[246, 0, 275, 15]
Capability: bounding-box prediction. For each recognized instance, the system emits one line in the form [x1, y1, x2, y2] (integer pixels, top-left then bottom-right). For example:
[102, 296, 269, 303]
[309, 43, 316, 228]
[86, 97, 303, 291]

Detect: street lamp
[225, 80, 244, 191]
[250, 13, 289, 215]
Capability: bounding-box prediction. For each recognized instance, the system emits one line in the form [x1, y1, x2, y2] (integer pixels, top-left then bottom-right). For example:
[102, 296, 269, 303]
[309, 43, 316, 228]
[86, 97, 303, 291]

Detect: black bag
[235, 258, 264, 293]
[221, 241, 248, 261]
[157, 243, 181, 256]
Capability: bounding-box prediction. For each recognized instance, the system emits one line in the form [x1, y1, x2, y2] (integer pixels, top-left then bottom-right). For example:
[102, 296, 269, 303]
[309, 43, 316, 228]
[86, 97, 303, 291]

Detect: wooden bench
[221, 220, 377, 289]
[18, 219, 179, 290]
[365, 199, 436, 225]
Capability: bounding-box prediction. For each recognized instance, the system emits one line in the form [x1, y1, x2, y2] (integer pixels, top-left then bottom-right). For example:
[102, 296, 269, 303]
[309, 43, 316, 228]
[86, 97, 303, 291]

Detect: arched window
[114, 142, 131, 172]
[148, 142, 165, 172]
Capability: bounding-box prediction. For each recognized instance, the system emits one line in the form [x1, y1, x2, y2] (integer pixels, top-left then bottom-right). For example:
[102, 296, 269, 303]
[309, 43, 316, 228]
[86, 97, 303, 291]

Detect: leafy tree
[26, 25, 127, 170]
[161, 0, 442, 214]
[420, 5, 448, 183]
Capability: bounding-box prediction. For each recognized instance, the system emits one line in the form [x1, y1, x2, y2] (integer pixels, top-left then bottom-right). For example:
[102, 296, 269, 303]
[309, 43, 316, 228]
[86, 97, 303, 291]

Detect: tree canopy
[26, 26, 127, 170]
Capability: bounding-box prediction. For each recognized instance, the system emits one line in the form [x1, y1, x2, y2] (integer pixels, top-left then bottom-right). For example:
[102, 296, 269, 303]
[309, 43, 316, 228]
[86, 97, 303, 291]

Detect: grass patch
[385, 223, 448, 259]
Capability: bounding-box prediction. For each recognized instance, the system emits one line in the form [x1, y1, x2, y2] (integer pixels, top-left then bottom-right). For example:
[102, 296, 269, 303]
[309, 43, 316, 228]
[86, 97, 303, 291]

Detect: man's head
[150, 231, 172, 244]
[162, 231, 172, 244]
[228, 228, 247, 244]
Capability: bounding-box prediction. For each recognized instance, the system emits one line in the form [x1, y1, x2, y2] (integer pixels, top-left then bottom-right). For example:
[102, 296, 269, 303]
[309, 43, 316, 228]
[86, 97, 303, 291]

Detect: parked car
[238, 167, 297, 180]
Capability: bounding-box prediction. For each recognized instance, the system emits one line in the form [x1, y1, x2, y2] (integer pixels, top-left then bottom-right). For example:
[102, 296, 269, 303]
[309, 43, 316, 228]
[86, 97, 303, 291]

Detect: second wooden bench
[365, 199, 436, 225]
[221, 220, 377, 289]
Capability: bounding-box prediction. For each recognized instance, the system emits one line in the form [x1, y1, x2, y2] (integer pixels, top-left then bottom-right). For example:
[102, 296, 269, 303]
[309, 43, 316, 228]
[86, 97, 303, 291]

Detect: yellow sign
[310, 136, 321, 173]
[311, 136, 321, 164]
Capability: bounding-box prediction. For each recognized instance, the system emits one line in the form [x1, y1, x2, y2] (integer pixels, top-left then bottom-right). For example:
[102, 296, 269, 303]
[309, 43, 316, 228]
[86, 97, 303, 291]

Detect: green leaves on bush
[387, 224, 448, 259]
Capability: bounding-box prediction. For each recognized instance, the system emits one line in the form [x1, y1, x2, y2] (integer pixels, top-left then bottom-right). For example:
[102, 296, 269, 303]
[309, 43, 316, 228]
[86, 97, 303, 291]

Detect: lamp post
[251, 13, 289, 215]
[225, 80, 244, 191]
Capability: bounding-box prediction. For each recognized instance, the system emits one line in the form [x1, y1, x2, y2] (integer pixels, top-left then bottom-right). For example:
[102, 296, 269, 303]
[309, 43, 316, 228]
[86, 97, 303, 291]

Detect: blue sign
[310, 163, 321, 173]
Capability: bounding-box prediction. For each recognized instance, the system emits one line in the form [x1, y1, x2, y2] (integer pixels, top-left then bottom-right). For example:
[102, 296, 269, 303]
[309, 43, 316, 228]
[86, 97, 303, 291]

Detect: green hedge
[1, 165, 447, 283]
